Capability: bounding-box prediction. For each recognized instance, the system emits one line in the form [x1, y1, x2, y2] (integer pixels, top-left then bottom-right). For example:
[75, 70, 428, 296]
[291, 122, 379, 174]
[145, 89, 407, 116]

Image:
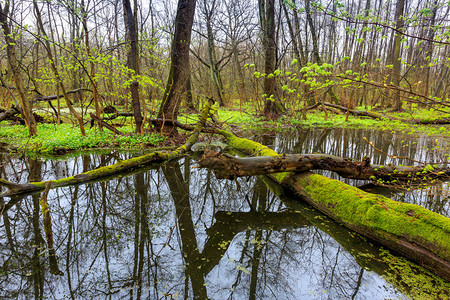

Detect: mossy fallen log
[0, 101, 212, 197]
[214, 129, 450, 281]
[260, 176, 449, 298]
[199, 150, 450, 182]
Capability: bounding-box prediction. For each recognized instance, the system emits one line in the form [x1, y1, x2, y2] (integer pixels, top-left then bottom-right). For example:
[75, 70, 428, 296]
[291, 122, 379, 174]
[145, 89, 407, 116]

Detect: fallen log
[89, 113, 125, 135]
[213, 128, 450, 281]
[0, 107, 19, 122]
[260, 176, 449, 298]
[0, 101, 212, 197]
[324, 102, 393, 120]
[324, 102, 450, 124]
[33, 88, 93, 102]
[198, 150, 450, 182]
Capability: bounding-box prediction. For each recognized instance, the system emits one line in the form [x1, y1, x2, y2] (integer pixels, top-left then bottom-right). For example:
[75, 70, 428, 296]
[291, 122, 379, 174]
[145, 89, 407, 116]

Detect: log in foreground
[199, 150, 450, 182]
[0, 101, 212, 197]
[213, 129, 450, 281]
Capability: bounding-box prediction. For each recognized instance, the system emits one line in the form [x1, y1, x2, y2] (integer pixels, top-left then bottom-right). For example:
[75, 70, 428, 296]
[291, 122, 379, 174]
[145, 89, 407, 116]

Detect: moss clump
[376, 249, 450, 299]
[220, 130, 289, 182]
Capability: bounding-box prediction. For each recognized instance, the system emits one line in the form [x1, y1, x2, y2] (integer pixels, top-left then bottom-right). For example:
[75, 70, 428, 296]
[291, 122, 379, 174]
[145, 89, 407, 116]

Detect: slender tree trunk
[0, 3, 37, 136]
[203, 0, 225, 106]
[305, 0, 340, 104]
[123, 0, 143, 133]
[389, 0, 406, 111]
[423, 0, 438, 98]
[262, 0, 284, 119]
[33, 0, 86, 136]
[81, 0, 102, 131]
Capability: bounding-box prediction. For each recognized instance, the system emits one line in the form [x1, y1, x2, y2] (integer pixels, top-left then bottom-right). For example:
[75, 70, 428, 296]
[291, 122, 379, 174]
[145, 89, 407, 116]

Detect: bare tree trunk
[202, 0, 225, 106]
[0, 3, 37, 136]
[157, 0, 197, 134]
[262, 0, 284, 119]
[81, 0, 103, 131]
[389, 0, 406, 111]
[33, 0, 86, 136]
[304, 0, 340, 104]
[123, 0, 143, 133]
[423, 0, 438, 98]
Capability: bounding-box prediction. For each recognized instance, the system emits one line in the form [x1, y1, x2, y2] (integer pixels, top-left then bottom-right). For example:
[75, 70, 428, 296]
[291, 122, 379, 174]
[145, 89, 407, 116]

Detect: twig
[363, 137, 424, 164]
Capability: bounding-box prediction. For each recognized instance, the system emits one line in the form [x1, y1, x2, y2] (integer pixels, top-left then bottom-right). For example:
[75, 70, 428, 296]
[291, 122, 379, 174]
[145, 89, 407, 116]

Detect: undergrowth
[0, 122, 165, 154]
[0, 104, 448, 154]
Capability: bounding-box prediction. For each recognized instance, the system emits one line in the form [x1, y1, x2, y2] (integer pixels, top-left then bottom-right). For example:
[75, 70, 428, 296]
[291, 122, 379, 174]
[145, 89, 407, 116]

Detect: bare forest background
[0, 0, 449, 136]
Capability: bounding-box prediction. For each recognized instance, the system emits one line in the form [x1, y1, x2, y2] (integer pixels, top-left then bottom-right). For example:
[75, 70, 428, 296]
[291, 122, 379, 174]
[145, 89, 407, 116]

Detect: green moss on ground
[214, 106, 450, 137]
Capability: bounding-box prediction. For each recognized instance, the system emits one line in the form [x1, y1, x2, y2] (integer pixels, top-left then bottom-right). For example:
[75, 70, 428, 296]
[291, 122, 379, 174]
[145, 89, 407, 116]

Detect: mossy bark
[199, 150, 449, 182]
[217, 130, 450, 281]
[260, 176, 450, 299]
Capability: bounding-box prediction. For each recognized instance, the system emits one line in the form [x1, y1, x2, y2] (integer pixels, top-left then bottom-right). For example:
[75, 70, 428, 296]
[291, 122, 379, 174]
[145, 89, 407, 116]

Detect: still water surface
[1, 128, 448, 299]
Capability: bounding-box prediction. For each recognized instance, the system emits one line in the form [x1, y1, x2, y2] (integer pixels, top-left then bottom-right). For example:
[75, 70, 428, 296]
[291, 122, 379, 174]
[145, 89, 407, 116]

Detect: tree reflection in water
[1, 128, 449, 299]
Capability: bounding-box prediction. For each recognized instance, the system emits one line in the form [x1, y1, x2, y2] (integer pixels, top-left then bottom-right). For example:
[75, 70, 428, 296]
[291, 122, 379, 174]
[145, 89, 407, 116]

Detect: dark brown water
[0, 128, 448, 299]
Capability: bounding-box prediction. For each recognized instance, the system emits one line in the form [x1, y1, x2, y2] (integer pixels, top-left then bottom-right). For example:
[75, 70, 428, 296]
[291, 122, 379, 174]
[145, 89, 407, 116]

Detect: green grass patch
[212, 107, 450, 137]
[0, 121, 165, 154]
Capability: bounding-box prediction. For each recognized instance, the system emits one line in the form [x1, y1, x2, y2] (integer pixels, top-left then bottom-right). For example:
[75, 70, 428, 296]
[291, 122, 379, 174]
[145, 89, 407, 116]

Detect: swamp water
[0, 128, 448, 299]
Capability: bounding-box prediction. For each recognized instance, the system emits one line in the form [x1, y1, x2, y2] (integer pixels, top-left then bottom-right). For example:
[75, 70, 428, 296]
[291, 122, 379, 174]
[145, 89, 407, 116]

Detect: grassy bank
[215, 106, 450, 137]
[0, 122, 165, 155]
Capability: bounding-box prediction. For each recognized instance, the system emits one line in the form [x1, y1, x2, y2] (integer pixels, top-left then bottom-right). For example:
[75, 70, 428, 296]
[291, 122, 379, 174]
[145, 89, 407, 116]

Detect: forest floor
[0, 103, 449, 156]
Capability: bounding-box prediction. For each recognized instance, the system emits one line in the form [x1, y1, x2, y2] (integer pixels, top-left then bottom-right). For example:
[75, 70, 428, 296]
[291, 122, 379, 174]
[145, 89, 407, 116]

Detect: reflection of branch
[39, 182, 63, 275]
[351, 267, 364, 299]
[200, 210, 310, 275]
[362, 137, 424, 164]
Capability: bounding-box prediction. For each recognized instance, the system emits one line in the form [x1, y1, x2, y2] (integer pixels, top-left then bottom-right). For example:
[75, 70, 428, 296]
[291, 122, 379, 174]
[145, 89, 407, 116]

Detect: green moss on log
[1, 101, 213, 197]
[217, 130, 289, 182]
[292, 173, 450, 261]
[220, 130, 450, 280]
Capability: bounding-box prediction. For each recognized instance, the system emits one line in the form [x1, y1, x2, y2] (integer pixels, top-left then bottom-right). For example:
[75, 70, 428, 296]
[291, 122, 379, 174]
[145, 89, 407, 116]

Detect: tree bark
[157, 0, 197, 134]
[202, 0, 225, 107]
[262, 0, 284, 119]
[199, 150, 450, 182]
[0, 3, 37, 136]
[388, 0, 406, 111]
[81, 0, 103, 131]
[122, 0, 143, 133]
